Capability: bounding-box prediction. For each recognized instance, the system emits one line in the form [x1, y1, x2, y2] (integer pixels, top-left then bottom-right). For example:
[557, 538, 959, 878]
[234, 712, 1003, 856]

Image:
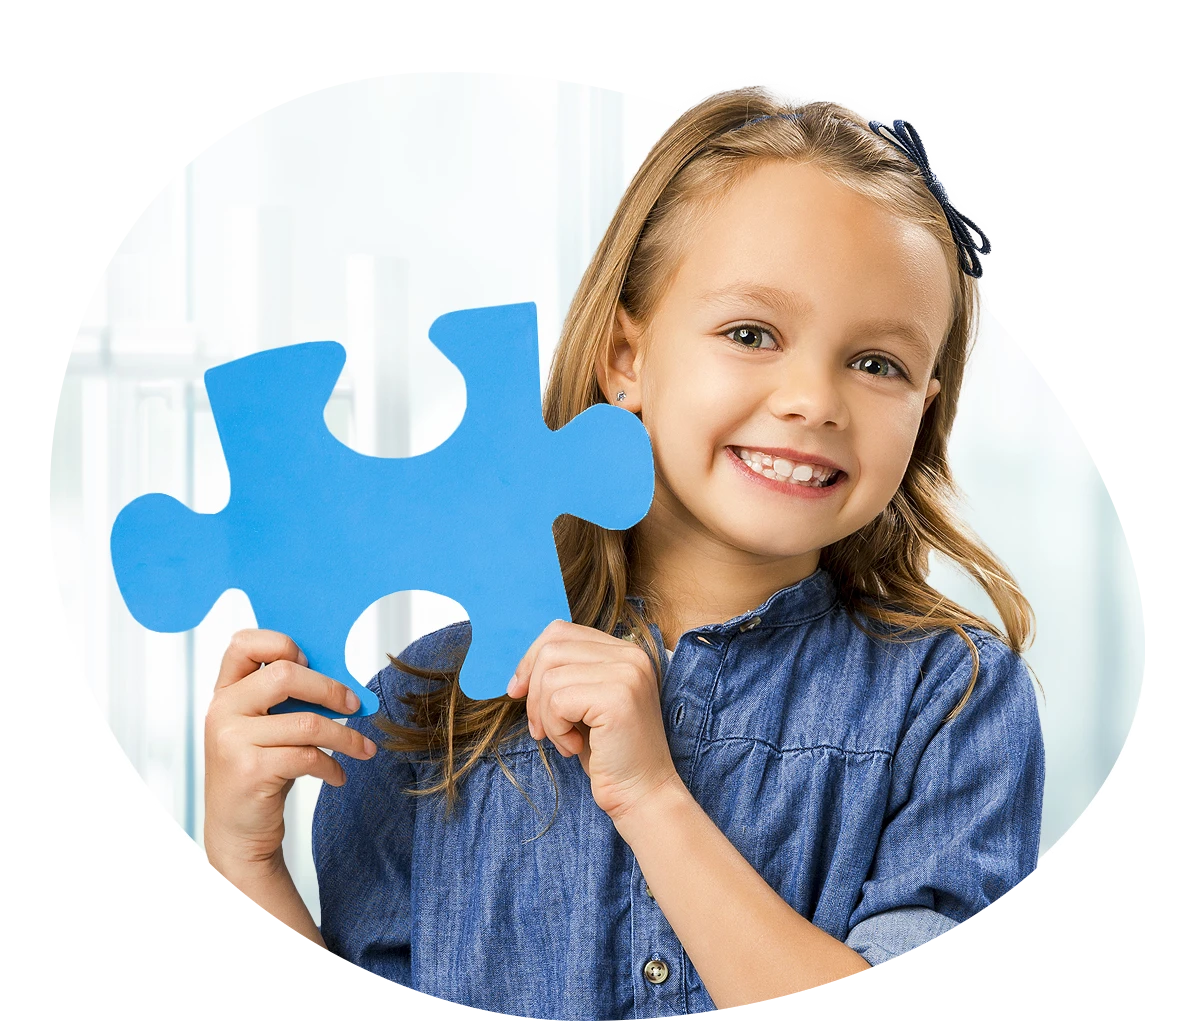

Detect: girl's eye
[850, 354, 906, 379]
[726, 325, 779, 350]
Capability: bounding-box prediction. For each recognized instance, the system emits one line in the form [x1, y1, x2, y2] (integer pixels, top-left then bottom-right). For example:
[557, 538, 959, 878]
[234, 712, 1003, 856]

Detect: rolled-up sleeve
[846, 631, 1045, 965]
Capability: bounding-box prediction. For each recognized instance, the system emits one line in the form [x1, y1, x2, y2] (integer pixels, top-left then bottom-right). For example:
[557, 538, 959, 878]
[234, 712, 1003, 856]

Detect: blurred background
[49, 73, 1142, 925]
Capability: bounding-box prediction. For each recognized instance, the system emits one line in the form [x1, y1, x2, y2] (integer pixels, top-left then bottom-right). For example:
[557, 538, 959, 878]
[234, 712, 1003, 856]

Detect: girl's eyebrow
[846, 317, 934, 355]
[698, 283, 935, 355]
[696, 282, 814, 319]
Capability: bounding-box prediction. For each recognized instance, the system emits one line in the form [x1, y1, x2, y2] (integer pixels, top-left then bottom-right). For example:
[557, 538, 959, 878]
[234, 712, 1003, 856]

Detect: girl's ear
[923, 376, 942, 415]
[595, 305, 645, 412]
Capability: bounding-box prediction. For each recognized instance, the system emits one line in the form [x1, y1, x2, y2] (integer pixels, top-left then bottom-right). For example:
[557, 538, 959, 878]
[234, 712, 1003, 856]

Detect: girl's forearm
[612, 776, 868, 1008]
[209, 848, 327, 949]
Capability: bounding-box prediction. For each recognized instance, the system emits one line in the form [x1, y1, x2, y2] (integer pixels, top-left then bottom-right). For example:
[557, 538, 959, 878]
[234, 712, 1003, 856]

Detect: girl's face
[602, 160, 955, 573]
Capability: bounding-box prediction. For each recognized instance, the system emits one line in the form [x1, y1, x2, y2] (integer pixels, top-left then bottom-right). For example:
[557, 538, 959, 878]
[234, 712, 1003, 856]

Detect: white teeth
[735, 448, 837, 487]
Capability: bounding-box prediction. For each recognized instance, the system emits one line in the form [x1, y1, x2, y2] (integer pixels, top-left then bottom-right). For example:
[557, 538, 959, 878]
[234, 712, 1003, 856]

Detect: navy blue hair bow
[869, 119, 991, 278]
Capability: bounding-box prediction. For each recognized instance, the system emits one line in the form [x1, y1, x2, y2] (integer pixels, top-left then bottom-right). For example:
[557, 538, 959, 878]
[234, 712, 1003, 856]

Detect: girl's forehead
[665, 162, 955, 338]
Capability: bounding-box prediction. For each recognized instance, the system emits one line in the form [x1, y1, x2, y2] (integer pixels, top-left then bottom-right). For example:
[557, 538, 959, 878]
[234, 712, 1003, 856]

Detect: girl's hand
[203, 629, 377, 883]
[507, 620, 680, 823]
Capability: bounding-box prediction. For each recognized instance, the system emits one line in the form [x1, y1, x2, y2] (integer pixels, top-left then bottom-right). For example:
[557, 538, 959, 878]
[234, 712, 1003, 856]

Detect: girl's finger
[541, 678, 614, 758]
[216, 628, 308, 691]
[258, 744, 350, 788]
[511, 630, 628, 699]
[512, 620, 626, 681]
[243, 711, 378, 762]
[531, 662, 615, 751]
[510, 619, 567, 698]
[220, 659, 362, 718]
[522, 638, 640, 731]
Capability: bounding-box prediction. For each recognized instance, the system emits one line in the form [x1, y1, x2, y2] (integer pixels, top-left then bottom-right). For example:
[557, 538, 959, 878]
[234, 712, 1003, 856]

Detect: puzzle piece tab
[110, 302, 655, 713]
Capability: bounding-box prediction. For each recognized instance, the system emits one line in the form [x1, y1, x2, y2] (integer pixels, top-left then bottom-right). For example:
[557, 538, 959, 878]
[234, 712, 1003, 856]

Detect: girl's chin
[737, 541, 826, 564]
[711, 524, 830, 563]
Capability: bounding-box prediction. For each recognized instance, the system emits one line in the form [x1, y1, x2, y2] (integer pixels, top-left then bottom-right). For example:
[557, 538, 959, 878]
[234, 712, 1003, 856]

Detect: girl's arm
[511, 621, 868, 1008]
[208, 848, 327, 949]
[612, 776, 868, 1006]
[203, 628, 377, 949]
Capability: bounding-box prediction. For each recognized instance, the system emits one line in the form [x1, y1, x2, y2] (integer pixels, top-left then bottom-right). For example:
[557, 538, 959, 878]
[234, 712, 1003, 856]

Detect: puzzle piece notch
[111, 302, 655, 713]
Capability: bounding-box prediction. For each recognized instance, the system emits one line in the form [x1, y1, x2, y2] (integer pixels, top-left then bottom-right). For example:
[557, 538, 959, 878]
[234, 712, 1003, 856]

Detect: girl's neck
[629, 510, 821, 650]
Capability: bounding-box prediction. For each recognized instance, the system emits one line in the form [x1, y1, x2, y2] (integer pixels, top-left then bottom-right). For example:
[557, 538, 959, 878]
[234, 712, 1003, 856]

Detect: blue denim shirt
[313, 569, 1044, 1019]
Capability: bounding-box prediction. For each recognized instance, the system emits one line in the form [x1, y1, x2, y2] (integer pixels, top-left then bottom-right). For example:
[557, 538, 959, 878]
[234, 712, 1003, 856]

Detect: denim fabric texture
[312, 568, 1044, 1019]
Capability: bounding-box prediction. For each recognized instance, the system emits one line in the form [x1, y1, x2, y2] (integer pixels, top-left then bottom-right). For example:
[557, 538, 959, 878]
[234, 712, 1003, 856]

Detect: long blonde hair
[377, 86, 1034, 808]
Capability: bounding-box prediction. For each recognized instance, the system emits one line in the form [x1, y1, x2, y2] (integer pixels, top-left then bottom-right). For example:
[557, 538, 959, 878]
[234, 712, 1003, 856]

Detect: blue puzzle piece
[110, 302, 655, 713]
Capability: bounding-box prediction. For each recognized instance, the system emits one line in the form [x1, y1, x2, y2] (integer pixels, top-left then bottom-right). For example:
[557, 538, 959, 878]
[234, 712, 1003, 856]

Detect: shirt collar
[626, 567, 839, 636]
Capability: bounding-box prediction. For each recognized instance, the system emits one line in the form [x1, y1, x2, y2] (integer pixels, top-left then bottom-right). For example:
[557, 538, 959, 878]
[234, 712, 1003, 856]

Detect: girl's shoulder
[925, 622, 1032, 687]
[839, 604, 1031, 688]
[893, 622, 1041, 737]
[825, 603, 1038, 727]
[369, 620, 472, 721]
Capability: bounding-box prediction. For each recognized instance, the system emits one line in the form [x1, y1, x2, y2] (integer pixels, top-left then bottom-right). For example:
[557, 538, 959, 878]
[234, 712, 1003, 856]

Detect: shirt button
[643, 959, 670, 985]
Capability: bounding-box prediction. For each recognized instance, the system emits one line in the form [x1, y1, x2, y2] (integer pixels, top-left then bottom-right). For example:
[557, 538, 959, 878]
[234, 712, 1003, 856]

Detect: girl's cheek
[877, 397, 927, 452]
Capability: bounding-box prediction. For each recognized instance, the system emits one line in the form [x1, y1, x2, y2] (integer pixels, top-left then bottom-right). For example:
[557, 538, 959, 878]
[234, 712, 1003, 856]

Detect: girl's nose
[765, 360, 849, 428]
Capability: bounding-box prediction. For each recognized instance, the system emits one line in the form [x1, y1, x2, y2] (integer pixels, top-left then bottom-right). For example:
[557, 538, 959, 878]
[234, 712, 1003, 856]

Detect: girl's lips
[724, 446, 847, 498]
[732, 446, 846, 475]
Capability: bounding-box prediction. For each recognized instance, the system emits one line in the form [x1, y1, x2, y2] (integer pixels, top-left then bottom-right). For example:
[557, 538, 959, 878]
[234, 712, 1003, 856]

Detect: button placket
[631, 862, 682, 1013]
[643, 629, 720, 1013]
[665, 630, 726, 786]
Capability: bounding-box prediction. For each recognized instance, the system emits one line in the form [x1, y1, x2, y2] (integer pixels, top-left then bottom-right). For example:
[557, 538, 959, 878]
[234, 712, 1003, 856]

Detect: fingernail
[364, 738, 377, 756]
[346, 691, 360, 712]
[506, 675, 518, 697]
[298, 650, 309, 667]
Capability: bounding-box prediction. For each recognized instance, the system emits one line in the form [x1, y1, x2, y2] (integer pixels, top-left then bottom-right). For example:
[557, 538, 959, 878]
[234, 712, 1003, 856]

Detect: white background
[1, 1, 1193, 1021]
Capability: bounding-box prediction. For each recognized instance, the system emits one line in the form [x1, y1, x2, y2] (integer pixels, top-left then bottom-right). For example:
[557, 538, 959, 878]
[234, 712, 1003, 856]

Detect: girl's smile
[724, 446, 847, 498]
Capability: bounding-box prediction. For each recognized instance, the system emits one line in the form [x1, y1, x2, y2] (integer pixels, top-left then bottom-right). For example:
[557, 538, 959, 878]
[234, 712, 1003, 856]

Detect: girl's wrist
[206, 839, 324, 946]
[205, 833, 287, 887]
[608, 770, 693, 841]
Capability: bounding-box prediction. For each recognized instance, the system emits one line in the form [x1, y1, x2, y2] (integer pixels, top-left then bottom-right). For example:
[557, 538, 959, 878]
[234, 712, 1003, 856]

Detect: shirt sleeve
[310, 665, 418, 982]
[312, 621, 472, 977]
[845, 630, 1045, 966]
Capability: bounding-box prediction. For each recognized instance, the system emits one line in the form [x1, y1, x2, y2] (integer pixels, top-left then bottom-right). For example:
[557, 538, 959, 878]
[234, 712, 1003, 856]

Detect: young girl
[204, 87, 1044, 1019]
